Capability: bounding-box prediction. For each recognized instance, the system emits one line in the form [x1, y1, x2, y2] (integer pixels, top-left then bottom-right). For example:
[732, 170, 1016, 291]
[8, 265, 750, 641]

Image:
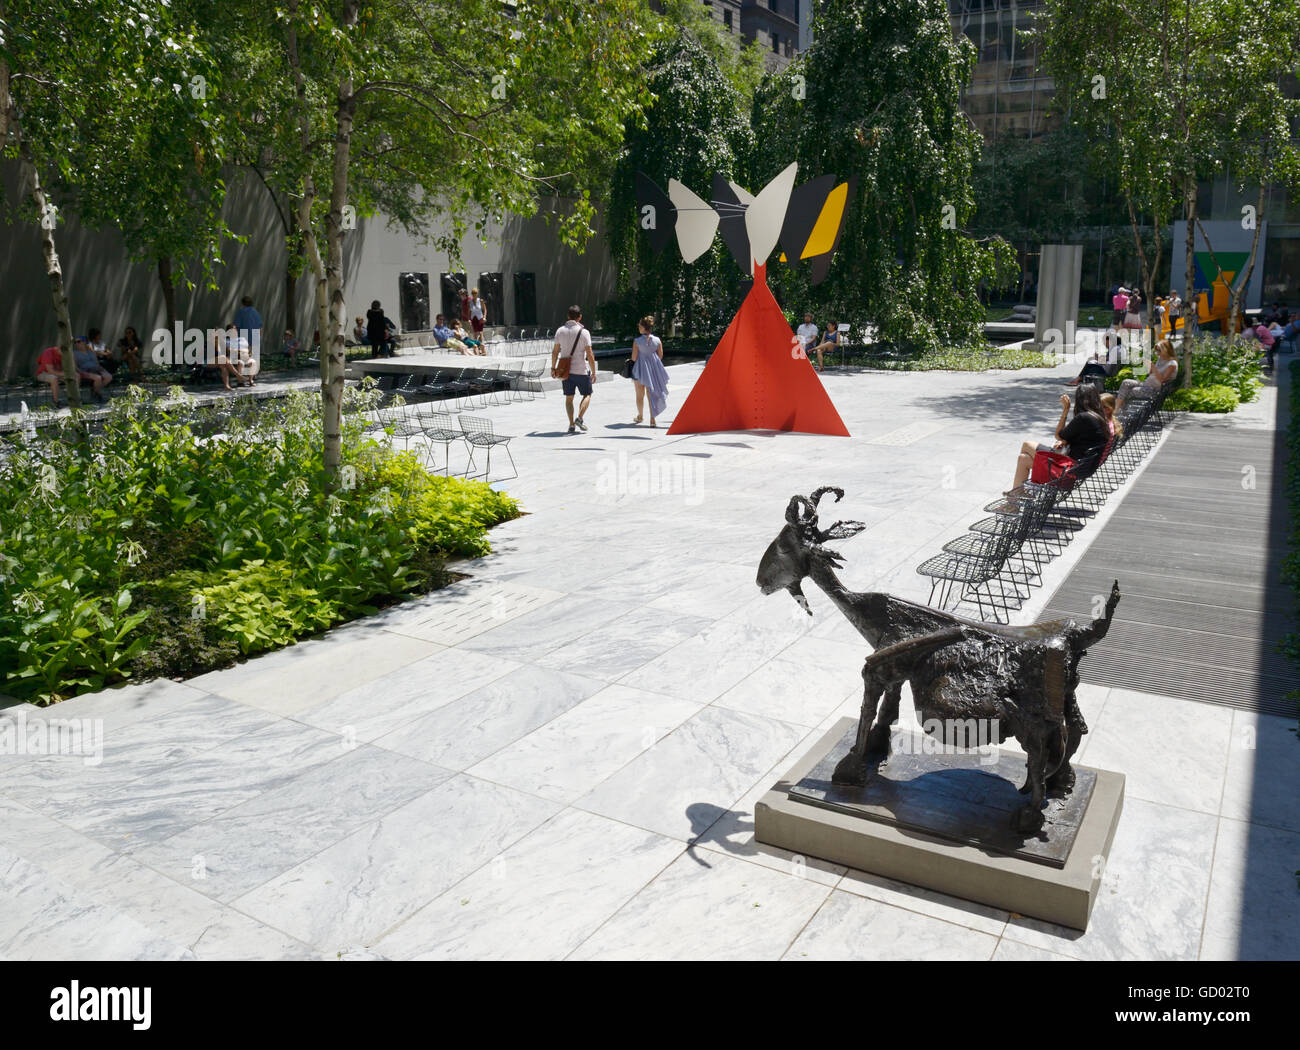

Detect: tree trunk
[157, 256, 177, 334]
[12, 107, 78, 408]
[1126, 197, 1154, 352]
[1229, 184, 1267, 334]
[285, 242, 299, 341]
[1181, 181, 1197, 387]
[287, 0, 338, 479]
[322, 81, 357, 481]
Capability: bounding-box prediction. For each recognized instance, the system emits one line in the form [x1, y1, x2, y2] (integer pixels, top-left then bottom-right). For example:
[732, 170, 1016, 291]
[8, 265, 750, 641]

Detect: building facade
[739, 0, 804, 70]
[0, 164, 616, 381]
[950, 0, 1055, 142]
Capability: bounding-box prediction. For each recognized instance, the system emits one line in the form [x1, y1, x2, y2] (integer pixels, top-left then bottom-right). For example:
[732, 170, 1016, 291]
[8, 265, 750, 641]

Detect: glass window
[724, 9, 733, 30]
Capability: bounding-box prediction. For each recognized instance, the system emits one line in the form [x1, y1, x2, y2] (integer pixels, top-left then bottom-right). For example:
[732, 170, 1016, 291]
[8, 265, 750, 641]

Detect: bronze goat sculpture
[757, 487, 1120, 834]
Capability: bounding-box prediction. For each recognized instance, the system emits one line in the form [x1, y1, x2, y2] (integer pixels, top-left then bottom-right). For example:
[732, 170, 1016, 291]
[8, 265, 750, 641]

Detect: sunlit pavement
[1, 351, 1294, 960]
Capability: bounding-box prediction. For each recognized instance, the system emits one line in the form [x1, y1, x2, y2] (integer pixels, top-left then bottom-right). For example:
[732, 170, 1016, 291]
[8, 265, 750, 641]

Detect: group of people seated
[796, 312, 844, 371]
[1001, 338, 1179, 510]
[196, 324, 261, 391]
[1248, 303, 1296, 370]
[34, 326, 146, 406]
[431, 313, 485, 355]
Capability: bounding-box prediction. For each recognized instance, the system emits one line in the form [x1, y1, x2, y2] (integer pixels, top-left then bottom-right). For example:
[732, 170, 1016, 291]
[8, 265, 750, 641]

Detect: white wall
[0, 163, 616, 379]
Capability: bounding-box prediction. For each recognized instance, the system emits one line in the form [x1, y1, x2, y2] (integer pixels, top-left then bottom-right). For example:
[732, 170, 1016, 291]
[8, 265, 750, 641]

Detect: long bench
[916, 379, 1176, 623]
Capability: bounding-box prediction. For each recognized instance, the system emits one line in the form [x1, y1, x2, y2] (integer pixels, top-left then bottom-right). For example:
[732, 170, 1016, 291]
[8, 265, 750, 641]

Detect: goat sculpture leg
[1017, 727, 1050, 835]
[832, 629, 965, 787]
[864, 682, 903, 758]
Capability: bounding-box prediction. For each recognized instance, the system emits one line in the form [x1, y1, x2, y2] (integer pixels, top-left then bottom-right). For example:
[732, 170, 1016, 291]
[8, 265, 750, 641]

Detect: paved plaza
[1, 353, 1296, 961]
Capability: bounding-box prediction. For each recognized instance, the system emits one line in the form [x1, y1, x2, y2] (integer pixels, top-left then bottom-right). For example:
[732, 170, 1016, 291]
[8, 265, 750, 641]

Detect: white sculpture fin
[728, 181, 756, 206]
[668, 179, 719, 263]
[744, 162, 798, 271]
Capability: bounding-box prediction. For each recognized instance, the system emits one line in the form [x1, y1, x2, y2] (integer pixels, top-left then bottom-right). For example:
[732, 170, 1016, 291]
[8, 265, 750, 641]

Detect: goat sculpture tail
[1068, 580, 1122, 652]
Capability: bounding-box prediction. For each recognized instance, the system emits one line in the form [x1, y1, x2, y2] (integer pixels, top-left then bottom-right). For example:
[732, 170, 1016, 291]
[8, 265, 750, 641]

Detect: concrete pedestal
[755, 718, 1125, 931]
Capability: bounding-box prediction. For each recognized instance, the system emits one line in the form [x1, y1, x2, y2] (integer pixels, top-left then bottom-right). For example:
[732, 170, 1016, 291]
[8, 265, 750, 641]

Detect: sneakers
[575, 417, 588, 432]
[568, 424, 576, 434]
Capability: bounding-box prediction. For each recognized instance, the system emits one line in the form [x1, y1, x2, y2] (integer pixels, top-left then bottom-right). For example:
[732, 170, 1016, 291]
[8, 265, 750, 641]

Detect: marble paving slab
[232, 775, 560, 951]
[374, 809, 682, 960]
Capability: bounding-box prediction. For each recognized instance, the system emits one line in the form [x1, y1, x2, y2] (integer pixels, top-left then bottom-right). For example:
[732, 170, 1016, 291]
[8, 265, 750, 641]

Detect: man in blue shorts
[550, 304, 597, 433]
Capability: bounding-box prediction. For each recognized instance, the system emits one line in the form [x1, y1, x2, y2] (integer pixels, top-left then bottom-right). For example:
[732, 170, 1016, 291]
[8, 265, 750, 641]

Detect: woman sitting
[451, 320, 485, 355]
[808, 321, 841, 371]
[116, 327, 144, 379]
[1100, 392, 1123, 438]
[1003, 384, 1109, 507]
[1116, 338, 1178, 413]
[34, 344, 66, 407]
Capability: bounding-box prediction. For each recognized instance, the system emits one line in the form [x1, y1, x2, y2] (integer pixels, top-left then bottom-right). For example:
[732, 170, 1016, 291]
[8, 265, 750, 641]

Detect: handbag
[554, 325, 584, 380]
[1030, 448, 1074, 484]
[620, 356, 635, 379]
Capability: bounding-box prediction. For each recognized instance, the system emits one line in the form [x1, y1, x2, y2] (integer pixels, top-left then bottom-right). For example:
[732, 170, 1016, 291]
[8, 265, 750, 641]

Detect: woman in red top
[35, 345, 65, 406]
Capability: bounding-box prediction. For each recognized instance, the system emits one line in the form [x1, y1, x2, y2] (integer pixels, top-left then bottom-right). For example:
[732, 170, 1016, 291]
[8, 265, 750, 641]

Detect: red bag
[1031, 448, 1074, 484]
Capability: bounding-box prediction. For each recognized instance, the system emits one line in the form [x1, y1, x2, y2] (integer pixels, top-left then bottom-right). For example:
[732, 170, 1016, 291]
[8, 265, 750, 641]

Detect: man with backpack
[550, 305, 597, 433]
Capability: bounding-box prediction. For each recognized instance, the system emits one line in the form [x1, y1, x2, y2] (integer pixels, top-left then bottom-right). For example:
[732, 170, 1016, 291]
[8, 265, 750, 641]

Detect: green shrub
[1104, 366, 1136, 392]
[858, 344, 1052, 372]
[0, 383, 519, 703]
[1186, 335, 1262, 404]
[372, 452, 521, 558]
[1164, 384, 1240, 414]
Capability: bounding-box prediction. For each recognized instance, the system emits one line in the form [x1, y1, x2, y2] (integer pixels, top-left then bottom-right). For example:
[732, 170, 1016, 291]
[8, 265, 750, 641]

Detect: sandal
[633, 415, 643, 423]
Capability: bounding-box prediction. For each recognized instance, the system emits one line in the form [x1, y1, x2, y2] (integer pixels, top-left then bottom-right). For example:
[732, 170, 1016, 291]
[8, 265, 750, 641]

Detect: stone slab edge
[755, 717, 1125, 931]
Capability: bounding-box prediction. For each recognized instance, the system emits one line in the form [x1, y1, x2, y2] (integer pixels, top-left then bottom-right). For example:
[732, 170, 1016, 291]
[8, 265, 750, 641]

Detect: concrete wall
[0, 163, 616, 380]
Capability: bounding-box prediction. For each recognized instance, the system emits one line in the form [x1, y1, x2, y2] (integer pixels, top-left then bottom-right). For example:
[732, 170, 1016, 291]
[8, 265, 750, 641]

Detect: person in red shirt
[35, 345, 66, 406]
[1253, 320, 1277, 371]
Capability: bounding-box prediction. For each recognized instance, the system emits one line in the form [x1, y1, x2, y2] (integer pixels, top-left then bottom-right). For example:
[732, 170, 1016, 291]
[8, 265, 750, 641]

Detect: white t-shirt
[556, 322, 592, 375]
[796, 322, 819, 348]
[469, 297, 485, 320]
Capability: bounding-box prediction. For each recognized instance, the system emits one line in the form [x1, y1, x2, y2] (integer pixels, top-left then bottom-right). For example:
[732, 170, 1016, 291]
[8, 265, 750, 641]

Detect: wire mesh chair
[916, 507, 1022, 621]
[413, 407, 470, 476]
[457, 414, 516, 481]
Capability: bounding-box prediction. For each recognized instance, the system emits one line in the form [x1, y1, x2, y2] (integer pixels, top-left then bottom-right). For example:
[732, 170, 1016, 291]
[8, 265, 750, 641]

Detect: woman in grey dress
[631, 315, 670, 427]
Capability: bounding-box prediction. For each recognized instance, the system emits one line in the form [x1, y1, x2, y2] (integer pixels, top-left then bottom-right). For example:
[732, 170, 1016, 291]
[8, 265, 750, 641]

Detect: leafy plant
[0, 385, 518, 703]
[1164, 384, 1240, 414]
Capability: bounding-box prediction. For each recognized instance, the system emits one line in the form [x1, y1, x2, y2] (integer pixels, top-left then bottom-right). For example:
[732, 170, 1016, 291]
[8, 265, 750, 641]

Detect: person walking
[550, 305, 596, 433]
[630, 314, 669, 427]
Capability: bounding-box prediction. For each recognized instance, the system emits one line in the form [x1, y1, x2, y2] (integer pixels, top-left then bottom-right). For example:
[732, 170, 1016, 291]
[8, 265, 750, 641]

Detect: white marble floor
[1, 351, 1294, 961]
